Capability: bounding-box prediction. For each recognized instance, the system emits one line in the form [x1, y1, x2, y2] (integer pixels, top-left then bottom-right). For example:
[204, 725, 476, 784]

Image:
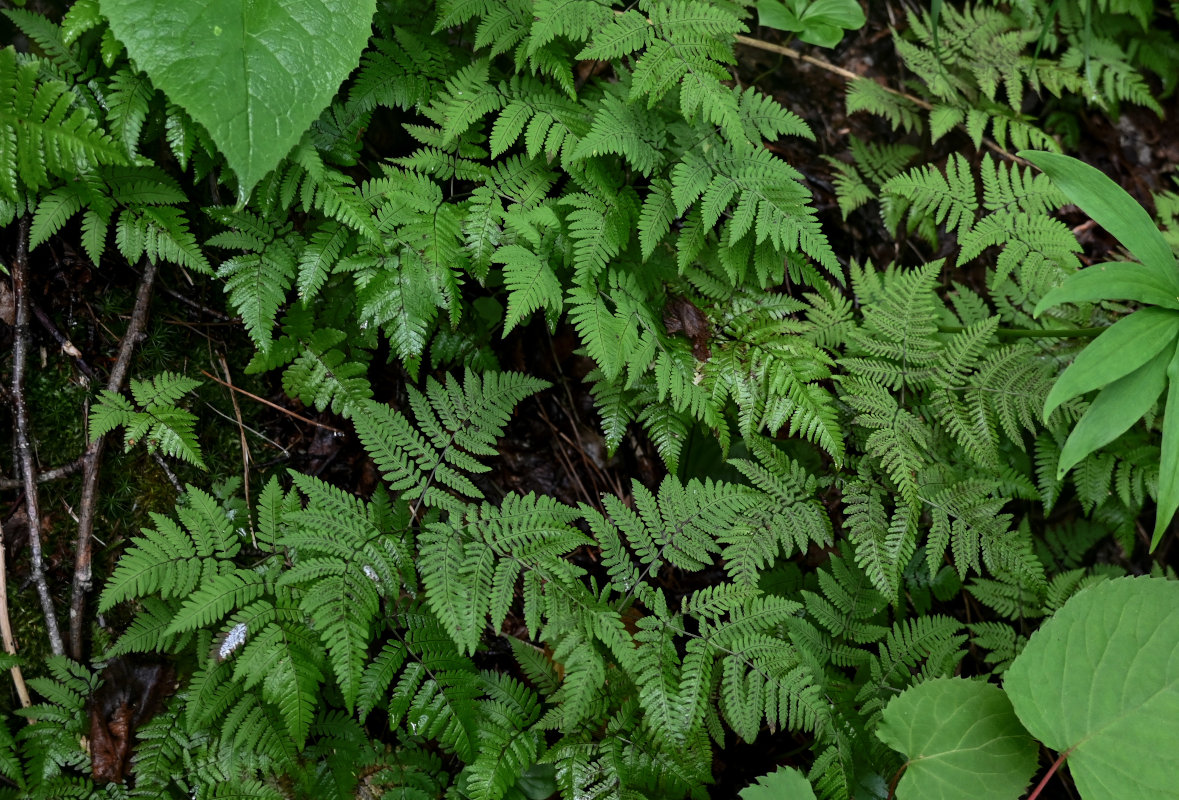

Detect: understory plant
[1, 0, 1179, 799]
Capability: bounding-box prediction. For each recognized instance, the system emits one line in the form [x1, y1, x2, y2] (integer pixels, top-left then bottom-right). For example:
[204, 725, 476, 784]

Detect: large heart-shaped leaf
[876, 678, 1037, 800]
[740, 766, 817, 800]
[100, 0, 376, 203]
[1005, 577, 1179, 800]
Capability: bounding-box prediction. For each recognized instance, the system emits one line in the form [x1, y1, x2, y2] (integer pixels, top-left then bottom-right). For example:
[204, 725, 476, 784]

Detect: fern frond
[0, 47, 125, 199]
[100, 486, 239, 611]
[356, 370, 548, 515]
[883, 154, 978, 239]
[494, 244, 563, 334]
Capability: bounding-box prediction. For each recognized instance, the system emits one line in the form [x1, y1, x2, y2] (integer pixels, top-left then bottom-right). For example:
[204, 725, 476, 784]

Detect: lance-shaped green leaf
[100, 0, 376, 204]
[1042, 307, 1179, 420]
[1056, 342, 1173, 478]
[1154, 347, 1179, 549]
[876, 678, 1037, 800]
[1034, 261, 1179, 315]
[1019, 151, 1179, 277]
[1005, 577, 1179, 800]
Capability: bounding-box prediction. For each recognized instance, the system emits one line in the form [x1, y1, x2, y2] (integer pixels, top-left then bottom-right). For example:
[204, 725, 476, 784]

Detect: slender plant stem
[937, 324, 1105, 339]
[885, 762, 907, 800]
[218, 354, 255, 546]
[198, 369, 345, 433]
[0, 518, 32, 708]
[10, 216, 66, 656]
[1026, 749, 1069, 800]
[67, 258, 158, 660]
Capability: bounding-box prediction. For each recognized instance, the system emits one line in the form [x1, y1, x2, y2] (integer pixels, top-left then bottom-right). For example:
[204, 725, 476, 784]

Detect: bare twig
[155, 279, 234, 322]
[198, 370, 345, 434]
[0, 457, 84, 490]
[218, 354, 255, 545]
[732, 32, 1022, 162]
[67, 258, 158, 660]
[10, 216, 66, 656]
[151, 452, 183, 494]
[735, 33, 929, 107]
[0, 518, 33, 708]
[30, 302, 97, 381]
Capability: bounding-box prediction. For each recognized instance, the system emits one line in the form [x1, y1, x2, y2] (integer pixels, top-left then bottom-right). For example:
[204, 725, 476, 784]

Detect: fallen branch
[67, 258, 158, 660]
[31, 301, 97, 382]
[10, 216, 66, 656]
[0, 457, 85, 490]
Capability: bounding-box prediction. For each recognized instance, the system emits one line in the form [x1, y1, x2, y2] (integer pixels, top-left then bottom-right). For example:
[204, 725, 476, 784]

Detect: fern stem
[937, 324, 1104, 339]
[885, 762, 907, 800]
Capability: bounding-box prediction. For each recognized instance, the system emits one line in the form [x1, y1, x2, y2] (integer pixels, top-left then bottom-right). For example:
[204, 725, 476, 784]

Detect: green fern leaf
[493, 244, 562, 334]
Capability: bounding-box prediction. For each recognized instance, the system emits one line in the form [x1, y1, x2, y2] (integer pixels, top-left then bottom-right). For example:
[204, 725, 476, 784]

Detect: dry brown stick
[10, 216, 66, 656]
[0, 518, 32, 708]
[0, 457, 84, 490]
[733, 33, 933, 110]
[198, 369, 345, 434]
[30, 302, 97, 382]
[733, 32, 1021, 162]
[218, 354, 255, 545]
[67, 258, 159, 660]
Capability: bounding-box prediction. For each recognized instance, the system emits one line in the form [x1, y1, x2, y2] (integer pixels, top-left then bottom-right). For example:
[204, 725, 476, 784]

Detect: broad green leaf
[1042, 307, 1179, 420]
[757, 0, 803, 31]
[797, 22, 843, 48]
[1020, 150, 1178, 275]
[804, 0, 866, 29]
[876, 678, 1037, 800]
[1154, 348, 1179, 549]
[1034, 261, 1179, 315]
[100, 0, 377, 204]
[1056, 342, 1173, 478]
[757, 0, 864, 45]
[1005, 577, 1179, 800]
[739, 766, 817, 800]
